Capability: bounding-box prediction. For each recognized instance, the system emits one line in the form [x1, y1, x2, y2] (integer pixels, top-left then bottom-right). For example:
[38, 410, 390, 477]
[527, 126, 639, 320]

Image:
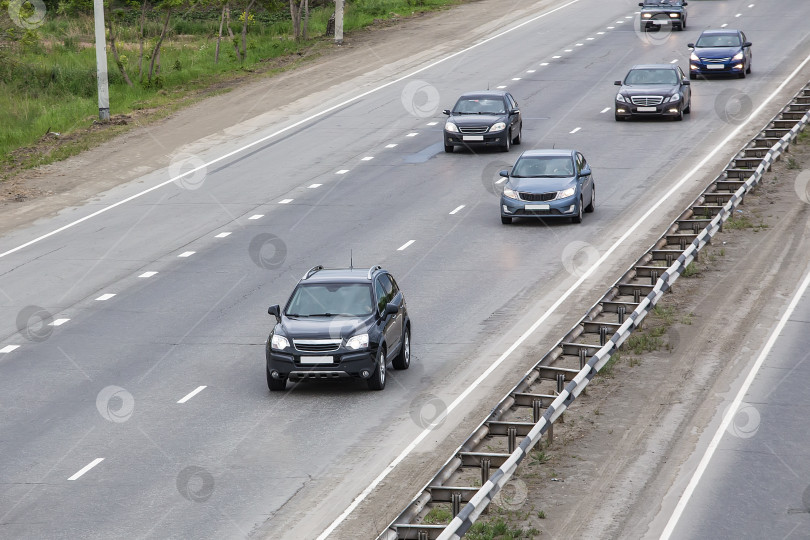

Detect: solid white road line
[177, 385, 207, 404]
[570, 127, 581, 134]
[178, 251, 195, 258]
[214, 232, 231, 238]
[336, 169, 349, 175]
[319, 46, 810, 540]
[660, 267, 810, 539]
[600, 107, 611, 114]
[248, 214, 264, 220]
[308, 184, 322, 189]
[0, 345, 20, 354]
[397, 240, 415, 251]
[278, 199, 293, 204]
[138, 271, 158, 278]
[96, 294, 116, 301]
[49, 319, 70, 326]
[68, 458, 104, 481]
[449, 205, 465, 215]
[361, 156, 374, 161]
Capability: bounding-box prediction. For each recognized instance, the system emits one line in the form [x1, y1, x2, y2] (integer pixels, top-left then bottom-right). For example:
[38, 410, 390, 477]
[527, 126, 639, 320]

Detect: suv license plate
[463, 135, 484, 141]
[637, 106, 657, 112]
[300, 356, 333, 364]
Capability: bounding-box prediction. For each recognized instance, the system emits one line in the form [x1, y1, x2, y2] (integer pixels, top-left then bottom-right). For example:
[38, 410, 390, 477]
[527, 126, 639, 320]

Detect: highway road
[660, 269, 810, 540]
[1, 0, 810, 538]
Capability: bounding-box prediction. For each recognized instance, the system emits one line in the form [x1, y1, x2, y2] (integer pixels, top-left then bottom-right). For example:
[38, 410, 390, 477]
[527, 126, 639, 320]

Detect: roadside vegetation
[0, 0, 460, 174]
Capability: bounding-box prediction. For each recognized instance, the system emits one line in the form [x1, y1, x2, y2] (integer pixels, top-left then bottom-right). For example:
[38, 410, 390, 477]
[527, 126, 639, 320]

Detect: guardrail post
[481, 459, 491, 484]
[693, 222, 700, 234]
[599, 326, 608, 346]
[508, 427, 517, 453]
[547, 422, 554, 444]
[532, 399, 542, 423]
[556, 373, 565, 394]
[666, 254, 674, 266]
[418, 530, 428, 540]
[650, 271, 659, 286]
[634, 289, 641, 303]
[680, 237, 687, 250]
[579, 348, 587, 369]
[618, 305, 626, 324]
[451, 492, 462, 517]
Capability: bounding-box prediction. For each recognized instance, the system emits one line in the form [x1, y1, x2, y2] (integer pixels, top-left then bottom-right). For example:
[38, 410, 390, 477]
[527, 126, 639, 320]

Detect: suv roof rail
[303, 265, 324, 280]
[367, 265, 382, 280]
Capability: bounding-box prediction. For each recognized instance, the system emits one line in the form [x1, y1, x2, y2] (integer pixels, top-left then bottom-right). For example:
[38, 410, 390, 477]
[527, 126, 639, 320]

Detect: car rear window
[286, 283, 373, 317]
[696, 34, 741, 48]
[625, 69, 678, 85]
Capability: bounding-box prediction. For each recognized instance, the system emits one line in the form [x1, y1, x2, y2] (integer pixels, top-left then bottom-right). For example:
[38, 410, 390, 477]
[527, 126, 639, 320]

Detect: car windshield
[286, 283, 373, 317]
[695, 34, 741, 48]
[453, 98, 506, 115]
[624, 69, 678, 85]
[511, 156, 574, 178]
[643, 0, 681, 5]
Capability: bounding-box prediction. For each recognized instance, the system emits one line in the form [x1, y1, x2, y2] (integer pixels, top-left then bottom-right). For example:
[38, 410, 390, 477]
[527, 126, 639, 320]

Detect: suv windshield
[512, 156, 574, 177]
[696, 34, 741, 48]
[643, 0, 681, 5]
[453, 98, 506, 115]
[286, 283, 373, 317]
[624, 69, 678, 85]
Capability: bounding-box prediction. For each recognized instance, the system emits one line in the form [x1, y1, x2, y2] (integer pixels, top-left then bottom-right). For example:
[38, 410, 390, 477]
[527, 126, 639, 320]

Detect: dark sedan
[500, 149, 595, 224]
[689, 29, 752, 79]
[443, 91, 522, 153]
[614, 64, 691, 121]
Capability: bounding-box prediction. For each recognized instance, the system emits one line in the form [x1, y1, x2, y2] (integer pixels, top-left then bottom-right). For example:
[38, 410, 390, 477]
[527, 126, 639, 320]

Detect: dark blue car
[689, 29, 752, 79]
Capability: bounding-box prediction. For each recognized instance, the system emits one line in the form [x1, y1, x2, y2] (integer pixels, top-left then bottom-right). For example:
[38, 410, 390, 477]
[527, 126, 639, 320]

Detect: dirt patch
[470, 134, 810, 537]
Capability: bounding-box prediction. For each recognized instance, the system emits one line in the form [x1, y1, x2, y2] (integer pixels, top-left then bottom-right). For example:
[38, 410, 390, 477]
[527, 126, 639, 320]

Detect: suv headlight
[556, 187, 576, 200]
[616, 93, 626, 103]
[345, 334, 369, 350]
[732, 51, 744, 61]
[668, 93, 681, 103]
[445, 122, 459, 133]
[271, 334, 290, 351]
[669, 12, 679, 18]
[642, 13, 652, 18]
[690, 52, 699, 61]
[489, 122, 506, 132]
[502, 187, 520, 200]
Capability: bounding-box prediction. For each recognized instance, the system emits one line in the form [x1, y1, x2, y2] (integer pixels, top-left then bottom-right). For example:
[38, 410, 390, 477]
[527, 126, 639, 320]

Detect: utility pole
[335, 0, 344, 45]
[93, 0, 110, 121]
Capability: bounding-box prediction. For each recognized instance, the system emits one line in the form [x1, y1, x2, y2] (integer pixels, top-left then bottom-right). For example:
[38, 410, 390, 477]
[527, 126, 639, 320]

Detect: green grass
[624, 332, 663, 355]
[529, 449, 550, 466]
[725, 215, 755, 230]
[466, 518, 537, 540]
[787, 156, 801, 169]
[423, 505, 453, 525]
[0, 0, 462, 172]
[682, 262, 700, 277]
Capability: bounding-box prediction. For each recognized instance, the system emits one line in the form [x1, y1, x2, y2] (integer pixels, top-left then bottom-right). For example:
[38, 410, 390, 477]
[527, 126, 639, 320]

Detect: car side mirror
[499, 169, 509, 178]
[443, 109, 451, 115]
[384, 302, 399, 315]
[638, 2, 643, 6]
[268, 305, 280, 322]
[614, 80, 622, 86]
[509, 108, 519, 115]
[580, 166, 591, 177]
[682, 80, 690, 85]
[682, 1, 687, 5]
[687, 43, 695, 49]
[743, 41, 752, 48]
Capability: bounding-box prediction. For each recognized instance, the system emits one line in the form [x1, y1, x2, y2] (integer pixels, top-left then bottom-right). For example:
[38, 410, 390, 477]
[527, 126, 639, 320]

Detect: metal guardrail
[381, 82, 810, 540]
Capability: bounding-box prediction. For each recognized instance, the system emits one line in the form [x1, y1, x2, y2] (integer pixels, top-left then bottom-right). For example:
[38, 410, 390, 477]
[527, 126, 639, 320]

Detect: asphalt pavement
[1, 0, 810, 538]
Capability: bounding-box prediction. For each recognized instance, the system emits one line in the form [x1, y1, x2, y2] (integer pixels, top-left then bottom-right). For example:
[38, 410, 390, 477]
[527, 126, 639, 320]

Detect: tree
[137, 0, 148, 79]
[106, 2, 133, 86]
[289, 0, 309, 41]
[239, 0, 256, 61]
[147, 1, 173, 83]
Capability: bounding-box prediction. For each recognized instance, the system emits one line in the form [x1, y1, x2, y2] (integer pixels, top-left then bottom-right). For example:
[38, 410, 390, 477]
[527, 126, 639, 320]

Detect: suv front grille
[630, 96, 664, 106]
[459, 126, 489, 134]
[294, 339, 341, 352]
[519, 192, 556, 202]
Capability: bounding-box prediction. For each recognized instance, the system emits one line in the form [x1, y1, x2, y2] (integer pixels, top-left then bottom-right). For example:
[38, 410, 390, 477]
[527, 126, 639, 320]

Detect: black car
[499, 149, 595, 224]
[688, 29, 752, 79]
[639, 0, 687, 31]
[614, 64, 691, 121]
[266, 265, 410, 391]
[443, 91, 522, 153]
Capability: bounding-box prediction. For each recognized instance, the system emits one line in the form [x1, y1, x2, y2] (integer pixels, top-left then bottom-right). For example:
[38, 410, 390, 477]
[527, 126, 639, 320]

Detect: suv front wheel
[367, 346, 387, 390]
[392, 327, 410, 370]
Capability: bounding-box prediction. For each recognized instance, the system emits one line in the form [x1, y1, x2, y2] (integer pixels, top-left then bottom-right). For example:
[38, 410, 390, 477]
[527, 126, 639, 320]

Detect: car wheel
[585, 185, 595, 213]
[684, 98, 691, 114]
[444, 144, 454, 153]
[392, 327, 410, 370]
[501, 130, 511, 152]
[739, 70, 746, 79]
[267, 369, 286, 391]
[572, 198, 583, 224]
[513, 124, 522, 145]
[501, 216, 512, 224]
[615, 113, 624, 122]
[674, 108, 683, 121]
[367, 346, 386, 390]
[746, 62, 751, 74]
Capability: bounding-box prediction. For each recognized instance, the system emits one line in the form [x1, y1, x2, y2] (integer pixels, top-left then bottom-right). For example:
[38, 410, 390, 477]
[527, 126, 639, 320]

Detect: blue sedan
[689, 29, 752, 79]
[499, 149, 595, 224]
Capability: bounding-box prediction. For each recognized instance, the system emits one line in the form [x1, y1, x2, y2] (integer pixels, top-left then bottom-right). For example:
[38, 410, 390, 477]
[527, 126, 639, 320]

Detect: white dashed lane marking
[427, 122, 438, 126]
[96, 294, 116, 301]
[397, 240, 415, 251]
[600, 107, 610, 113]
[449, 205, 465, 215]
[178, 251, 195, 258]
[308, 184, 322, 189]
[406, 133, 418, 137]
[336, 169, 349, 175]
[248, 214, 263, 220]
[139, 271, 158, 278]
[570, 127, 581, 134]
[497, 85, 507, 89]
[671, 59, 679, 64]
[50, 319, 70, 327]
[526, 70, 536, 73]
[361, 156, 374, 161]
[495, 178, 507, 185]
[552, 55, 561, 59]
[214, 232, 231, 238]
[721, 23, 728, 27]
[512, 77, 522, 81]
[540, 62, 549, 66]
[68, 458, 104, 481]
[177, 386, 207, 404]
[0, 345, 20, 354]
[279, 199, 293, 204]
[385, 143, 398, 148]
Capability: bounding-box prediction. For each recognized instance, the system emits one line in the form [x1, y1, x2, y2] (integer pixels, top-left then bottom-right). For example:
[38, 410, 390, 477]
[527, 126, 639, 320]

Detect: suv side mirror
[682, 1, 687, 5]
[443, 109, 451, 115]
[682, 80, 690, 85]
[614, 80, 622, 86]
[743, 41, 752, 48]
[384, 302, 399, 315]
[499, 169, 510, 177]
[268, 305, 280, 321]
[638, 2, 643, 6]
[687, 43, 695, 49]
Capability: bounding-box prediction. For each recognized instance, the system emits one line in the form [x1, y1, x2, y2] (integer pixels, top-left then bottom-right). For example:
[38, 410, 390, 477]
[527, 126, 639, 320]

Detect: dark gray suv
[266, 266, 410, 391]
